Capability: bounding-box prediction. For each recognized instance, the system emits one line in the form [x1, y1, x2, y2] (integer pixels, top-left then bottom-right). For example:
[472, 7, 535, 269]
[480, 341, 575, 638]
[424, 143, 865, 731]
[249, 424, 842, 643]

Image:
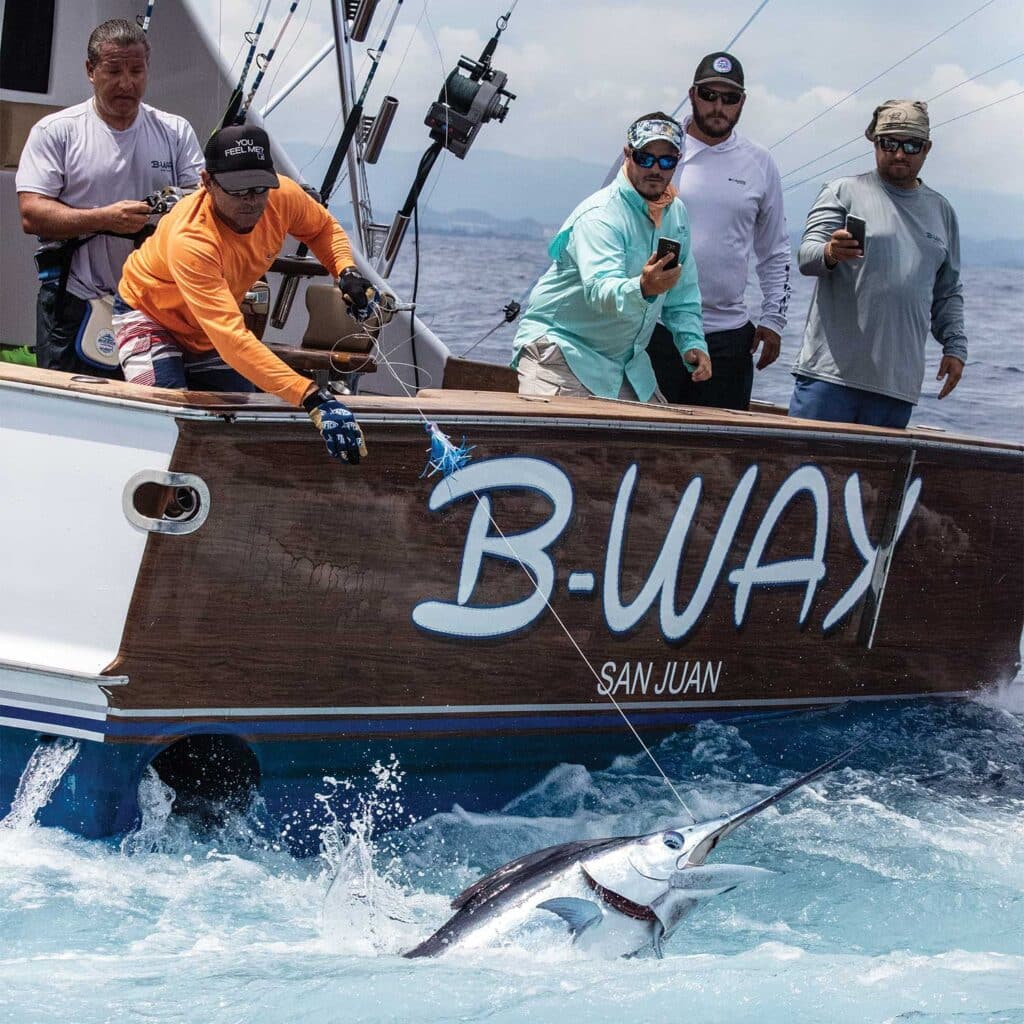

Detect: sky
[191, 0, 1024, 235]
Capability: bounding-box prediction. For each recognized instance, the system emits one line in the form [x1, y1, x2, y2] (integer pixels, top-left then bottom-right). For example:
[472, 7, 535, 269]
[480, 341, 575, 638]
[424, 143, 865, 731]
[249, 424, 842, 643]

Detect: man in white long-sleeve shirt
[648, 52, 791, 410]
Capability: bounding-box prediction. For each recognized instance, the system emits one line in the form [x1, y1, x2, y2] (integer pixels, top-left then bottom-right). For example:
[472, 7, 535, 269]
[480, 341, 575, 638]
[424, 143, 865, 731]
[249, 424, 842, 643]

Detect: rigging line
[780, 52, 1024, 182]
[781, 87, 1024, 193]
[261, 0, 315, 106]
[384, 0, 430, 97]
[335, 321, 697, 821]
[769, 0, 999, 150]
[669, 0, 773, 119]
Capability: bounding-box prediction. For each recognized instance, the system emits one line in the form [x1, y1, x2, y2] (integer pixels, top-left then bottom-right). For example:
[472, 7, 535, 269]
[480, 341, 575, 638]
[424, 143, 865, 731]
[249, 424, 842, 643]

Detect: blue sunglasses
[630, 149, 680, 171]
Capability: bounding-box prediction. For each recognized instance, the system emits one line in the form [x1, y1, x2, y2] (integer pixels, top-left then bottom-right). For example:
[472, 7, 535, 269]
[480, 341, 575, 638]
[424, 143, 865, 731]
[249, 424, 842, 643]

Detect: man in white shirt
[648, 52, 791, 410]
[16, 18, 203, 376]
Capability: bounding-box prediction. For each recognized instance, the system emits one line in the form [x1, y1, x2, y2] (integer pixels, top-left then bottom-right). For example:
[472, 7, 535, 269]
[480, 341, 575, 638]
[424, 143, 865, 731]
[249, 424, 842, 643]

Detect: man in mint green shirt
[513, 113, 709, 402]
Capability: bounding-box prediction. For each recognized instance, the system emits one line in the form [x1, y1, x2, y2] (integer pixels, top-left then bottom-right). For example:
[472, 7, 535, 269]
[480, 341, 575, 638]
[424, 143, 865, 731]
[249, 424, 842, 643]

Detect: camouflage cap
[626, 115, 683, 153]
[865, 99, 930, 142]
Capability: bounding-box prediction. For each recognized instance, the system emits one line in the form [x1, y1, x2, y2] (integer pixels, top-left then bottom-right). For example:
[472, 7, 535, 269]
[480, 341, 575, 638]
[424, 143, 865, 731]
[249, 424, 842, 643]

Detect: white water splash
[0, 737, 80, 830]
[120, 767, 177, 856]
[318, 755, 440, 956]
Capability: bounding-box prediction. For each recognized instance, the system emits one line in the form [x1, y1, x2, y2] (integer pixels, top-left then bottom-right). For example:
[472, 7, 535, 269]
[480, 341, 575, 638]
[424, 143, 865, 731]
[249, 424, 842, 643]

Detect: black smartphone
[845, 214, 866, 252]
[656, 237, 681, 270]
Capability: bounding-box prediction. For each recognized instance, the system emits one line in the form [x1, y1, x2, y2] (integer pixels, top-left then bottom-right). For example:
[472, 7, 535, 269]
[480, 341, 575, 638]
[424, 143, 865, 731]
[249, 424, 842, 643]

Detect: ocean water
[2, 695, 1023, 1023]
[387, 234, 1024, 444]
[2, 235, 1021, 1022]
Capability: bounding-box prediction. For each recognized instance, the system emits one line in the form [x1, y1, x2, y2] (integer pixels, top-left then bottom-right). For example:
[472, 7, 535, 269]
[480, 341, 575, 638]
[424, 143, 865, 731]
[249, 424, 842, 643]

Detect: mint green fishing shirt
[511, 169, 705, 401]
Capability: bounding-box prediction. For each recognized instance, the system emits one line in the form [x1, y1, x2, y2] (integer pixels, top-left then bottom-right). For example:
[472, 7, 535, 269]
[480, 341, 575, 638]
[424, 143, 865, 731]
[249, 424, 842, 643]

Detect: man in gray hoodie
[789, 99, 967, 428]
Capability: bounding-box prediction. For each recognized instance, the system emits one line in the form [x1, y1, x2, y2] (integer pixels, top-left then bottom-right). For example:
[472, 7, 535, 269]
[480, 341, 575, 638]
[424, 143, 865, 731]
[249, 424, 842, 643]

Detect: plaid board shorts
[111, 298, 252, 392]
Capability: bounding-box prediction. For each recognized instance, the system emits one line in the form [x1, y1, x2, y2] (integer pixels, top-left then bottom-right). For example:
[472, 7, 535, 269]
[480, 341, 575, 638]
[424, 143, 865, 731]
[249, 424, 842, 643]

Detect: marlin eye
[662, 831, 685, 850]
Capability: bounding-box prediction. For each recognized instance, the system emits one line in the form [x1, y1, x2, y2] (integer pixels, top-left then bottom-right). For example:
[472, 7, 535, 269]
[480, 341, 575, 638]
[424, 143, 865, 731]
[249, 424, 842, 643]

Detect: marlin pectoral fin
[538, 897, 603, 939]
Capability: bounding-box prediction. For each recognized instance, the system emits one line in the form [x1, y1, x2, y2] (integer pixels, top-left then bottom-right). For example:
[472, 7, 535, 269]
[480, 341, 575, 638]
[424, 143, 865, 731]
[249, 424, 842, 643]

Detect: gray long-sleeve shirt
[794, 170, 967, 404]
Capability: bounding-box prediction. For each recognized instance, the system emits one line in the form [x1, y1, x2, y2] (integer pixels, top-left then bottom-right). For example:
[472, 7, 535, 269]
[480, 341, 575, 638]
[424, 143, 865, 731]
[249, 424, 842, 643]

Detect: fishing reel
[144, 186, 195, 215]
[424, 50, 515, 159]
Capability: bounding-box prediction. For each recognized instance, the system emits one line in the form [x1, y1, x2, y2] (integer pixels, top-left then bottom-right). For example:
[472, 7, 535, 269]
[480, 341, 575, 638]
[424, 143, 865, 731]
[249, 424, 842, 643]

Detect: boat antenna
[270, 0, 407, 330]
[137, 1, 157, 34]
[235, 0, 302, 125]
[219, 0, 275, 130]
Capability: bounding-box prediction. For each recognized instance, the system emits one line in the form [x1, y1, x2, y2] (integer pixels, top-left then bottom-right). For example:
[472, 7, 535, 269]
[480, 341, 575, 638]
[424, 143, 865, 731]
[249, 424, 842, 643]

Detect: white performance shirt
[16, 99, 204, 300]
[672, 117, 791, 340]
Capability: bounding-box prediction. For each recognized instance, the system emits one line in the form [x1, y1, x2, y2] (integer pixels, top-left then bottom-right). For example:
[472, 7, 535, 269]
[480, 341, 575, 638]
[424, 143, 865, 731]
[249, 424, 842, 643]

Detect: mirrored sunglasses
[215, 178, 271, 197]
[695, 85, 744, 106]
[876, 136, 926, 155]
[630, 149, 680, 171]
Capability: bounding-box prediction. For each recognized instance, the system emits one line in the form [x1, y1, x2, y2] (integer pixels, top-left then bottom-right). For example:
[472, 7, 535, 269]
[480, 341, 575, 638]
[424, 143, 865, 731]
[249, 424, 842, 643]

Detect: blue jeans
[788, 376, 913, 429]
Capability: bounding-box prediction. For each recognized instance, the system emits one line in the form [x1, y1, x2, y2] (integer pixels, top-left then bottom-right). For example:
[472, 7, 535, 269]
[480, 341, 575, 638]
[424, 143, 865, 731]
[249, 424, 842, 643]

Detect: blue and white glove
[338, 267, 380, 322]
[303, 387, 366, 463]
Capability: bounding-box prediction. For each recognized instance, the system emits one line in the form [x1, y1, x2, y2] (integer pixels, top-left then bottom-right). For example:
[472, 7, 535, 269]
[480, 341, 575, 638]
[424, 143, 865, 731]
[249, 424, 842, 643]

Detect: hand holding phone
[844, 215, 866, 253]
[656, 237, 681, 270]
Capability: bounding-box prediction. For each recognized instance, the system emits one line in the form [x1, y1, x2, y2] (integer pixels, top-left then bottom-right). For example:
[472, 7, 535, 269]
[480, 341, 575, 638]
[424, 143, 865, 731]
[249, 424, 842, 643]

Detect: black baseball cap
[204, 125, 280, 191]
[693, 52, 745, 90]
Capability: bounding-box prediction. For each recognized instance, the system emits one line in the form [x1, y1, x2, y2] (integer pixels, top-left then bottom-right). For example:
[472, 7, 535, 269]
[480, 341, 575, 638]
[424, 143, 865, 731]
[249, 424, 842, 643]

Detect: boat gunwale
[2, 366, 1022, 457]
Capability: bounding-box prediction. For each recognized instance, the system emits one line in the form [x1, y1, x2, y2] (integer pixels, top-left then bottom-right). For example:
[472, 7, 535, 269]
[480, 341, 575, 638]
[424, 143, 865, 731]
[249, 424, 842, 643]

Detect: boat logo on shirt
[727, 177, 747, 186]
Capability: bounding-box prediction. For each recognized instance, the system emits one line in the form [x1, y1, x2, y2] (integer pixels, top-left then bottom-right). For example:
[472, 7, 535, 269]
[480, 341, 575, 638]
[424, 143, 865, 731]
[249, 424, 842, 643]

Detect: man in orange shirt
[115, 125, 375, 462]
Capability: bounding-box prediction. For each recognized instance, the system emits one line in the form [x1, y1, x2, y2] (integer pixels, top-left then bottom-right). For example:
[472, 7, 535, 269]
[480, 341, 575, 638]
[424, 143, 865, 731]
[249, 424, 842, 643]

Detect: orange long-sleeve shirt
[119, 175, 354, 407]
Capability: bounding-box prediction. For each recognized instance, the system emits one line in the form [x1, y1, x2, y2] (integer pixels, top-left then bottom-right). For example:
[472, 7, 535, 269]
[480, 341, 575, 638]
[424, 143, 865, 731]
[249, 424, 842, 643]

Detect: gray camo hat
[865, 100, 930, 142]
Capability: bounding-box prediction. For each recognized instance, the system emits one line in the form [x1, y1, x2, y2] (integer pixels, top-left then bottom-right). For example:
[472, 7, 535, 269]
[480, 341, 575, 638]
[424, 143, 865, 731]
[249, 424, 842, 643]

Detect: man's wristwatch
[302, 386, 334, 413]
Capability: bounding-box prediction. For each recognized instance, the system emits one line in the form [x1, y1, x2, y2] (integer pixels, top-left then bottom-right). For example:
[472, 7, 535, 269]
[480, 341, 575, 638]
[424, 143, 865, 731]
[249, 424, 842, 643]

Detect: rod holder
[376, 212, 410, 278]
[350, 0, 380, 42]
[363, 96, 399, 164]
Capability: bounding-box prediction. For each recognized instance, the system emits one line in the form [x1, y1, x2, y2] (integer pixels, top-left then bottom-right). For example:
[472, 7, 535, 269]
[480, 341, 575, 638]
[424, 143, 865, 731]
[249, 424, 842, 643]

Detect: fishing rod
[137, 1, 156, 34]
[220, 0, 275, 130]
[235, 0, 302, 125]
[270, 0, 405, 329]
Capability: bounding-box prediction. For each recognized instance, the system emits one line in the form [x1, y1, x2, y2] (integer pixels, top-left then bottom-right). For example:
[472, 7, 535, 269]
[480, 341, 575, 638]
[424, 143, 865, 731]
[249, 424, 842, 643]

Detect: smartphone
[656, 237, 681, 270]
[845, 214, 867, 252]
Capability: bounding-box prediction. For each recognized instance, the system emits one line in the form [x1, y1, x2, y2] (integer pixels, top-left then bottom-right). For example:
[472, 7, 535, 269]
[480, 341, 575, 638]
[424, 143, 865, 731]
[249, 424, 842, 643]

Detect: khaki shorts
[517, 337, 665, 404]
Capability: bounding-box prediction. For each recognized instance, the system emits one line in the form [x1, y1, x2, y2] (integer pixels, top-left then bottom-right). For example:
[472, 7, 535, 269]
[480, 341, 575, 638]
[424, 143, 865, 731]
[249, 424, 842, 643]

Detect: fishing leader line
[330, 316, 698, 823]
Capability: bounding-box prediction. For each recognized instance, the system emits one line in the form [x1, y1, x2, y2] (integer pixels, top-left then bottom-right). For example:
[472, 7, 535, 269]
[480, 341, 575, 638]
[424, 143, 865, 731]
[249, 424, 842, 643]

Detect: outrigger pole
[270, 0, 405, 329]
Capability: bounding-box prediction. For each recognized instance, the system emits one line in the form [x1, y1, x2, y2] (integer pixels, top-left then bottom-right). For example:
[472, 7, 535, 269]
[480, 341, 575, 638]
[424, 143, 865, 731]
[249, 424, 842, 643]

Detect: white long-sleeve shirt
[672, 117, 791, 341]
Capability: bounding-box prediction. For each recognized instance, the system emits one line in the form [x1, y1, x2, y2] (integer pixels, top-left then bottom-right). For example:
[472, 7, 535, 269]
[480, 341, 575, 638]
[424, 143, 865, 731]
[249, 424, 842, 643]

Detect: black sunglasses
[630, 149, 680, 171]
[695, 84, 744, 106]
[215, 177, 270, 197]
[876, 136, 926, 155]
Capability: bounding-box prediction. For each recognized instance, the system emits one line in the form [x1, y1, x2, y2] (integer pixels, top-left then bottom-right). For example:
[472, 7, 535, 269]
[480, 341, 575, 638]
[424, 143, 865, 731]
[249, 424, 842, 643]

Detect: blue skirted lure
[421, 421, 474, 478]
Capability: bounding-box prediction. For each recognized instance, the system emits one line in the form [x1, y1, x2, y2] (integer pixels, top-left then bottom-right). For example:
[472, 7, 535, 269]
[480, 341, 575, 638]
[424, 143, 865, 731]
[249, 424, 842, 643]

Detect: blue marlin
[404, 745, 859, 959]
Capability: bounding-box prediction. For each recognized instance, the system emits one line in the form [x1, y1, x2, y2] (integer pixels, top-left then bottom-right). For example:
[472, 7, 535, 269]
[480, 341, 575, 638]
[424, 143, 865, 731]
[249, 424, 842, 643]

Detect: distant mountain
[282, 142, 1023, 266]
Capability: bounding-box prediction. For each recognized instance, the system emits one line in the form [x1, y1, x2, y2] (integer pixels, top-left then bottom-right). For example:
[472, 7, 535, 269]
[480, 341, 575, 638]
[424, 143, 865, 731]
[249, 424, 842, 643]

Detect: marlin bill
[405, 744, 861, 960]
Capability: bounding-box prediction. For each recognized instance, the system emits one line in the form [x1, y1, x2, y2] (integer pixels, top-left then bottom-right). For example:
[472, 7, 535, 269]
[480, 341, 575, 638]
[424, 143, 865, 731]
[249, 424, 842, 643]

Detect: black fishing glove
[338, 267, 380, 322]
[303, 387, 366, 463]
